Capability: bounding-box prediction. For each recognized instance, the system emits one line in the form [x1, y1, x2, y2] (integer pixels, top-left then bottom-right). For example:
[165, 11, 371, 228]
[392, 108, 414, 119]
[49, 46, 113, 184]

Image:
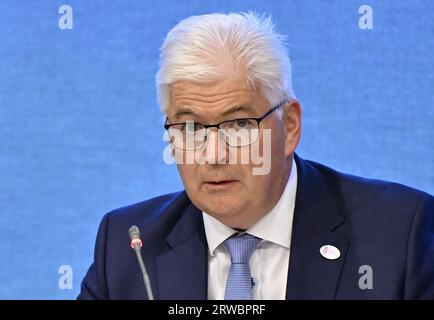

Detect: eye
[186, 122, 195, 132]
[182, 121, 204, 133]
[236, 119, 248, 128]
[231, 119, 256, 130]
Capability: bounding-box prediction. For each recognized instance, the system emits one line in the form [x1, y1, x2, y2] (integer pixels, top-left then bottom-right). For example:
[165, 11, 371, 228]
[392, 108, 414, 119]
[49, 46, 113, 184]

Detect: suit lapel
[286, 155, 349, 299]
[155, 202, 208, 299]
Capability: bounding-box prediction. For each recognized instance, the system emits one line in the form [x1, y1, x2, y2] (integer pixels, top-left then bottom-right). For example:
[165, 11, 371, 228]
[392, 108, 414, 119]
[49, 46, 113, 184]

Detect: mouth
[203, 180, 238, 190]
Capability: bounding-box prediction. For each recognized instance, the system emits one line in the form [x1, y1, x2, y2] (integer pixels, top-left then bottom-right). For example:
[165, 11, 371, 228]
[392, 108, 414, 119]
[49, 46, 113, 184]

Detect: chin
[189, 187, 245, 215]
[202, 200, 242, 219]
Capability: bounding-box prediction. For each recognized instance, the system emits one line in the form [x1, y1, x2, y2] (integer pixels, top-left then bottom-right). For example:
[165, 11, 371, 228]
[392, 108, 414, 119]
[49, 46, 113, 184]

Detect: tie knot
[223, 233, 261, 264]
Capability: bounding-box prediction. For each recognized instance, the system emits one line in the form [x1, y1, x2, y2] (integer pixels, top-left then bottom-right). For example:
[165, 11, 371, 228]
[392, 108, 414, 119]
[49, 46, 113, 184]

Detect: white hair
[156, 12, 296, 114]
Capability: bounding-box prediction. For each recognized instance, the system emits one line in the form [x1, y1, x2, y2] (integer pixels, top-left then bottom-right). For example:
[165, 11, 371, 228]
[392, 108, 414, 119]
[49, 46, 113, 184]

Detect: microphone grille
[129, 225, 140, 240]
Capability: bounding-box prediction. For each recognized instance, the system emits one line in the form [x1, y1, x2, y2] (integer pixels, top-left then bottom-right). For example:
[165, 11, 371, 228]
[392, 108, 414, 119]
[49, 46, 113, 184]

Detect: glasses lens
[221, 119, 259, 147]
[168, 121, 206, 150]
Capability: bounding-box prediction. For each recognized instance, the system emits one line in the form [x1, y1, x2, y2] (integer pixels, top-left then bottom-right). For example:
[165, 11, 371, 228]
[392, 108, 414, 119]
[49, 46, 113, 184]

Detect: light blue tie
[224, 233, 261, 300]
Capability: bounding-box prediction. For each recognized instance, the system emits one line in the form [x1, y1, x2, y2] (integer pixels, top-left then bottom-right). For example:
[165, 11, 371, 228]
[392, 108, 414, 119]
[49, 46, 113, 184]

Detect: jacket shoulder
[305, 159, 431, 211]
[103, 191, 188, 228]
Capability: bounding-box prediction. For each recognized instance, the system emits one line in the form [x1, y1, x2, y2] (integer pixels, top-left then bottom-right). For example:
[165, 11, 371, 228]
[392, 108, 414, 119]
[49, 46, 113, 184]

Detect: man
[78, 12, 434, 300]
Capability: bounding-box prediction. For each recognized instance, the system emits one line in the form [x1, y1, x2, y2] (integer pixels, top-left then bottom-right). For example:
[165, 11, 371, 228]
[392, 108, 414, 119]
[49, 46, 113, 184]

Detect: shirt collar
[202, 158, 298, 256]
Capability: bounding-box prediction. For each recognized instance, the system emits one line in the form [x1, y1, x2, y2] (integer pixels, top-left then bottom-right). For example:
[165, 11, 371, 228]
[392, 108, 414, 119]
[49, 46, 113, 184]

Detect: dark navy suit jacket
[78, 155, 434, 299]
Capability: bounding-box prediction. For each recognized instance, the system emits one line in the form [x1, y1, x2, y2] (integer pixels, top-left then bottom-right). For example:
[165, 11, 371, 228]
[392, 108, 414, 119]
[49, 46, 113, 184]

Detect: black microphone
[128, 225, 154, 300]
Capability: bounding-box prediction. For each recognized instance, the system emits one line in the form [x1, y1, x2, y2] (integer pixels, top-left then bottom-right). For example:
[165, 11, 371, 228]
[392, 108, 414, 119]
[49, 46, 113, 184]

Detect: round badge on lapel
[320, 245, 341, 260]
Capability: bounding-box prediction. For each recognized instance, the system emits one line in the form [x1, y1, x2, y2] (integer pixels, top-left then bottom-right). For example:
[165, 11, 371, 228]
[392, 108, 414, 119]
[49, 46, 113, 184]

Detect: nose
[202, 128, 228, 164]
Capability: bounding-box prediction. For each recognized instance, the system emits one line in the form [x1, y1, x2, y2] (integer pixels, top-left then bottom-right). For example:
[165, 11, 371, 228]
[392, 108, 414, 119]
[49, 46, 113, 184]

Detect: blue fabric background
[0, 0, 433, 299]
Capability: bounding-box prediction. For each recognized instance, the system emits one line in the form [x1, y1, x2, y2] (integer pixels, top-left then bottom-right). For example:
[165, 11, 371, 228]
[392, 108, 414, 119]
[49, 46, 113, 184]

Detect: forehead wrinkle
[172, 92, 249, 116]
[169, 80, 267, 120]
[171, 88, 252, 105]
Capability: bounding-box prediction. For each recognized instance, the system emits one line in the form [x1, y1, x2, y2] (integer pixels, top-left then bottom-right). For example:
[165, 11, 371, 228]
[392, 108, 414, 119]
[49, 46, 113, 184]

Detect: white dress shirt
[202, 159, 298, 300]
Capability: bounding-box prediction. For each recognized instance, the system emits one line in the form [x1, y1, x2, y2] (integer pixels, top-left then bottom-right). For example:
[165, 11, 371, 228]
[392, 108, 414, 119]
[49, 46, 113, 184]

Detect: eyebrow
[221, 105, 251, 116]
[172, 108, 197, 119]
[172, 104, 252, 120]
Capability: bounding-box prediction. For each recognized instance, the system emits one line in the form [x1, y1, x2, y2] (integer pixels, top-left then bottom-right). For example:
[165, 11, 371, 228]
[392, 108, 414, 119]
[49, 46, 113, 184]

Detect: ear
[282, 100, 302, 157]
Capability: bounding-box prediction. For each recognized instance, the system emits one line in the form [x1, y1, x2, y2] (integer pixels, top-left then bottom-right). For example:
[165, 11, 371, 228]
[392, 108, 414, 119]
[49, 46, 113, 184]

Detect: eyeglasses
[164, 101, 286, 151]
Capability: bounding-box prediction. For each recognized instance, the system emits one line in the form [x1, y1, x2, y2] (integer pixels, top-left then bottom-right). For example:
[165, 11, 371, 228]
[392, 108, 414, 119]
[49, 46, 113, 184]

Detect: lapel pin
[320, 245, 341, 260]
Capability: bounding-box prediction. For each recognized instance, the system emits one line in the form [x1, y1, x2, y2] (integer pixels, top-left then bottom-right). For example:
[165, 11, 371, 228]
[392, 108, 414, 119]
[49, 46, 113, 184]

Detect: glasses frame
[164, 100, 286, 150]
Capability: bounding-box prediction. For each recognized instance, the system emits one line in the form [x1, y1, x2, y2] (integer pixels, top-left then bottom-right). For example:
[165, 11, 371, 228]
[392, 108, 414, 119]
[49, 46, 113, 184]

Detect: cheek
[245, 175, 267, 194]
[270, 122, 285, 148]
[177, 164, 198, 188]
[267, 125, 287, 167]
[246, 126, 285, 173]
